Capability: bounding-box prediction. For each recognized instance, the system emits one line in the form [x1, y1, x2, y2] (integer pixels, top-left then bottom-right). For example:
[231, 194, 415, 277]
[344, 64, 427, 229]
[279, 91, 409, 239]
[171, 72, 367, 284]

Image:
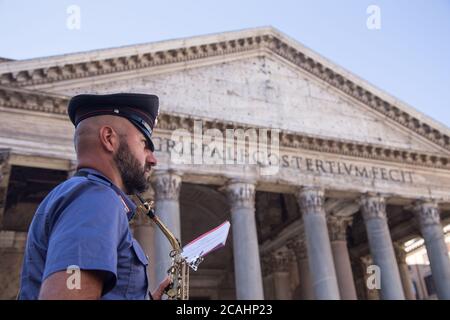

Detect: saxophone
[131, 194, 189, 300]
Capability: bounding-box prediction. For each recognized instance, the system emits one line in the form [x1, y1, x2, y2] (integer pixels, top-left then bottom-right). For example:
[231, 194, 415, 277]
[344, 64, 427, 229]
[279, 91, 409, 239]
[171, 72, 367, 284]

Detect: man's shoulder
[52, 175, 116, 199]
[43, 175, 124, 216]
[38, 175, 129, 233]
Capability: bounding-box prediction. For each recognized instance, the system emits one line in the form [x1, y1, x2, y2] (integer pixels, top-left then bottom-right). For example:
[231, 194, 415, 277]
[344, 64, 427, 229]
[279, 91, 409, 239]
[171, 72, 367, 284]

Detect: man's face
[113, 128, 157, 194]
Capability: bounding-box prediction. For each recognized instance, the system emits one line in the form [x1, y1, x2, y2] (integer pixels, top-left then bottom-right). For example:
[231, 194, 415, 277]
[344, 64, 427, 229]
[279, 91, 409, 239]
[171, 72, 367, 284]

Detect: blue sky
[0, 0, 449, 127]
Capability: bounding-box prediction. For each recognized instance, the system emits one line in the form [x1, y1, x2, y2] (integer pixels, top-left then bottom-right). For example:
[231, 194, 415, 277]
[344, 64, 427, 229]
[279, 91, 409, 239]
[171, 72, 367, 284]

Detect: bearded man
[18, 93, 170, 300]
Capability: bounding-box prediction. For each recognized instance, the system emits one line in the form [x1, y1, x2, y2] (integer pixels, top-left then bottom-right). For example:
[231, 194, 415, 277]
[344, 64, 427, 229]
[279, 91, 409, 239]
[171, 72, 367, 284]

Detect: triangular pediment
[41, 55, 448, 154]
[0, 27, 448, 154]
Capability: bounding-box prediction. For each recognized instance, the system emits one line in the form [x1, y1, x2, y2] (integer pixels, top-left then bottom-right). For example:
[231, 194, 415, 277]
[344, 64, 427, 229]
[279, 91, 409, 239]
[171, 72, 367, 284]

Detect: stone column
[360, 255, 380, 300]
[0, 149, 10, 183]
[360, 195, 405, 300]
[328, 215, 357, 300]
[296, 187, 340, 300]
[0, 150, 11, 229]
[287, 238, 314, 300]
[393, 242, 416, 300]
[269, 250, 292, 300]
[224, 180, 264, 300]
[0, 230, 27, 299]
[413, 201, 450, 300]
[150, 170, 182, 285]
[261, 257, 275, 300]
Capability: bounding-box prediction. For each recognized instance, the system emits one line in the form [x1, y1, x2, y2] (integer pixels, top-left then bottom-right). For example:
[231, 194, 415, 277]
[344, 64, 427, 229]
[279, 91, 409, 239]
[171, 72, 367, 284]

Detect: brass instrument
[132, 194, 189, 300]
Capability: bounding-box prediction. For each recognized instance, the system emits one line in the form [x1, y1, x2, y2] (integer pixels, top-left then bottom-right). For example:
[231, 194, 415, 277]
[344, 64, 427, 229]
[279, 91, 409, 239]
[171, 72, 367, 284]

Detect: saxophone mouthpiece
[146, 201, 156, 219]
[133, 194, 155, 219]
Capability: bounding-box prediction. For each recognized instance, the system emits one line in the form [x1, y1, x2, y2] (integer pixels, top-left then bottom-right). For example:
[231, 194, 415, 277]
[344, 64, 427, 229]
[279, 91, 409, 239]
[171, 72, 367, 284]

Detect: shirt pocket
[126, 239, 149, 299]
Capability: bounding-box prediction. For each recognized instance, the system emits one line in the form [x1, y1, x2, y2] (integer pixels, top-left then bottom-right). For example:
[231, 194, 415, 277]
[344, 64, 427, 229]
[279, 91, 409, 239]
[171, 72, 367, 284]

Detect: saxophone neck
[131, 194, 182, 253]
[152, 214, 182, 253]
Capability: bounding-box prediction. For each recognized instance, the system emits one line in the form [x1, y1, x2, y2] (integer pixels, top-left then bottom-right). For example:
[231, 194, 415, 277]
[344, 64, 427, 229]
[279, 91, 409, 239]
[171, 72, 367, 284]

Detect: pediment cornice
[0, 28, 450, 150]
[1, 28, 448, 152]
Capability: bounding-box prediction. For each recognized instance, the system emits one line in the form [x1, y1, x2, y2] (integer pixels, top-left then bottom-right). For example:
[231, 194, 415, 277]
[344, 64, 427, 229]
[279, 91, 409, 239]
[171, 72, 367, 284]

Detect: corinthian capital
[224, 180, 255, 210]
[150, 170, 182, 201]
[261, 254, 273, 275]
[272, 250, 292, 273]
[327, 215, 353, 242]
[296, 187, 325, 216]
[413, 201, 441, 227]
[286, 237, 308, 260]
[262, 250, 292, 274]
[360, 194, 387, 220]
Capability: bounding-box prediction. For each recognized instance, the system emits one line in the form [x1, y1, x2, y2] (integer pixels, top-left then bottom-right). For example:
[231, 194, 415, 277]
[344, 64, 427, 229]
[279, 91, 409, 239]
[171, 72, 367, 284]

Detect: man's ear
[98, 126, 118, 152]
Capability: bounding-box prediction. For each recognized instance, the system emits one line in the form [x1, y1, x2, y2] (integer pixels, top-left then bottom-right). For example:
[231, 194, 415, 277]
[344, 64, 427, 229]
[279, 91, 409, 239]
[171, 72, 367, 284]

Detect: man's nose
[146, 151, 157, 167]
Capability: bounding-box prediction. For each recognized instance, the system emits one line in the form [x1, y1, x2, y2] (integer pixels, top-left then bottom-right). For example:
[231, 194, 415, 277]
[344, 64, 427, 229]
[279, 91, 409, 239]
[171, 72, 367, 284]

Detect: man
[18, 93, 170, 300]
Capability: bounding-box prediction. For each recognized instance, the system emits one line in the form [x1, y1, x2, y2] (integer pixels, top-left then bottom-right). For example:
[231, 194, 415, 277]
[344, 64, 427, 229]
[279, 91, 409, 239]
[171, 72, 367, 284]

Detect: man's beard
[114, 141, 150, 194]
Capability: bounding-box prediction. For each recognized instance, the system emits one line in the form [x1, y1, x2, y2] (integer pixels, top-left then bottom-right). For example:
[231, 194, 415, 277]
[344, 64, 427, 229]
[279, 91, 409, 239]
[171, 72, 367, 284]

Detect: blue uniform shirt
[18, 168, 150, 300]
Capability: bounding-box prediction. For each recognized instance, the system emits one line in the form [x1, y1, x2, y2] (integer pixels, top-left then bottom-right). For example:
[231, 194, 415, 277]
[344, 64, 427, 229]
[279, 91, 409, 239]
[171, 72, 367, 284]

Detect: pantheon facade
[0, 27, 449, 300]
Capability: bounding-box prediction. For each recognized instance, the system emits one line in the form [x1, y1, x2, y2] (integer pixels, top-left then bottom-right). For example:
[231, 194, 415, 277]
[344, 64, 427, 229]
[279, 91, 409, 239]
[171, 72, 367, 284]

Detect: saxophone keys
[166, 288, 177, 298]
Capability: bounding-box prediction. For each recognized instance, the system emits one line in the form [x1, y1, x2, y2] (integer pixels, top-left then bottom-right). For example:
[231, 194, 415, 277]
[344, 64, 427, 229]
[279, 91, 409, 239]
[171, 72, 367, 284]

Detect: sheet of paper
[181, 221, 230, 269]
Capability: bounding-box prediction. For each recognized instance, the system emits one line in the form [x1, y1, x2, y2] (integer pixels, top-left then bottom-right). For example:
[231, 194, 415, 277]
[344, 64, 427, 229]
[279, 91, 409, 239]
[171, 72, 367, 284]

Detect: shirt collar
[77, 168, 137, 221]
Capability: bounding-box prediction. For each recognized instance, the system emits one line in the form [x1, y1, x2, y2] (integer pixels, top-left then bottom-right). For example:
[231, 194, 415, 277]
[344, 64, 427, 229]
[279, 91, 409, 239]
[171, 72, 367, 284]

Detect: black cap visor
[128, 118, 155, 152]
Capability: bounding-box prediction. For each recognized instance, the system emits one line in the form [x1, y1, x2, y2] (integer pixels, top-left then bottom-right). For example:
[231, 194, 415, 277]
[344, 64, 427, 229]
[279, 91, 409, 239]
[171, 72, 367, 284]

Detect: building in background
[0, 27, 450, 300]
[405, 225, 450, 300]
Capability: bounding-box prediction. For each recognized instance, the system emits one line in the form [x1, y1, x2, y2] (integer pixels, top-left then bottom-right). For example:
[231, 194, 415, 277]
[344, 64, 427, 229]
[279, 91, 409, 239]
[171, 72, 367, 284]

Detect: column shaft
[287, 238, 314, 300]
[328, 215, 357, 300]
[262, 251, 292, 300]
[0, 150, 11, 229]
[414, 202, 450, 299]
[225, 181, 264, 300]
[394, 243, 416, 300]
[360, 195, 404, 300]
[297, 187, 340, 299]
[151, 171, 182, 285]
